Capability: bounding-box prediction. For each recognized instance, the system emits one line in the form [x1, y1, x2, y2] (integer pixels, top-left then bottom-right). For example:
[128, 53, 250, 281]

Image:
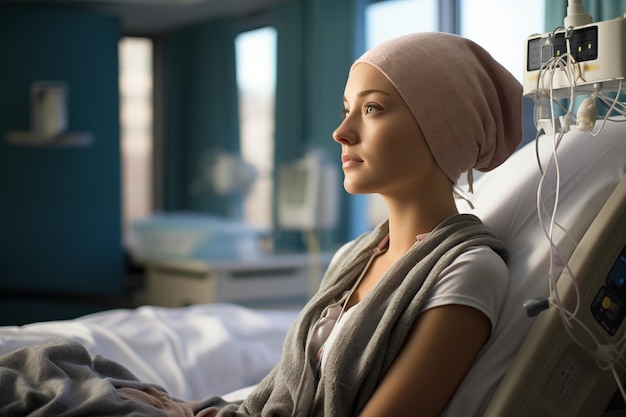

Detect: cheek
[374, 126, 425, 170]
[382, 127, 440, 187]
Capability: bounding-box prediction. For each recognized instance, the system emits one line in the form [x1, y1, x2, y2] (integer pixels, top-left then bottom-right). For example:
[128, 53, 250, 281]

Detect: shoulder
[421, 245, 510, 332]
[446, 245, 509, 279]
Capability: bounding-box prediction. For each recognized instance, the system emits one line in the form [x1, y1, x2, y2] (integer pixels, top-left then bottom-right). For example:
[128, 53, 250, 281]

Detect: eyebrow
[343, 89, 391, 101]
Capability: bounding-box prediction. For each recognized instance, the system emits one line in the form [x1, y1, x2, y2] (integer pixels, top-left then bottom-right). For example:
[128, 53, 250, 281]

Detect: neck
[383, 194, 459, 257]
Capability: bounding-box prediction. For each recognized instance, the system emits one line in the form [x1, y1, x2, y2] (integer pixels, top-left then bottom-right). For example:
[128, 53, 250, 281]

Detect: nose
[332, 117, 356, 145]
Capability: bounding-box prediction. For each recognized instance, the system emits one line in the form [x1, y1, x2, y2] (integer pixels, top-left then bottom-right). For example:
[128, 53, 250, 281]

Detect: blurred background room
[1, 0, 623, 324]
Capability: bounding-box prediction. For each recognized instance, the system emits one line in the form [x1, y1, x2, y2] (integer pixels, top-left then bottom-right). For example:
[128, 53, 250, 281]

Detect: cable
[611, 365, 626, 403]
[590, 80, 624, 136]
[530, 22, 626, 404]
[547, 298, 626, 403]
[598, 96, 626, 118]
[536, 88, 581, 329]
[534, 35, 582, 327]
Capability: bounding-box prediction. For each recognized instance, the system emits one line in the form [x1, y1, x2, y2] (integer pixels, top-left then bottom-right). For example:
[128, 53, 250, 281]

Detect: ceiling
[2, 0, 290, 35]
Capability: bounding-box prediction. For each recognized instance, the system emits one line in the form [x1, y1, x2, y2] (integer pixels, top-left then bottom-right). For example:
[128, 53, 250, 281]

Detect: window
[366, 0, 437, 48]
[119, 37, 153, 246]
[460, 0, 544, 81]
[366, 0, 545, 81]
[235, 26, 277, 229]
[365, 0, 438, 227]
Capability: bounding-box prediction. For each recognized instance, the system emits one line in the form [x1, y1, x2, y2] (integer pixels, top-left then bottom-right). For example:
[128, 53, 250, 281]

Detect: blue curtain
[160, 18, 240, 217]
[546, 0, 626, 28]
[302, 0, 369, 246]
[272, 2, 306, 174]
[270, 2, 307, 251]
[271, 0, 362, 251]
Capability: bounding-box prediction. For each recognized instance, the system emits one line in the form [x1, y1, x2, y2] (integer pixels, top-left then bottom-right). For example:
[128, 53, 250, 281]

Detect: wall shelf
[5, 131, 93, 147]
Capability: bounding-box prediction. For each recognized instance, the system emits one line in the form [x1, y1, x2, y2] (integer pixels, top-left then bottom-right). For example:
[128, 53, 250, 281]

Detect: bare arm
[358, 304, 491, 417]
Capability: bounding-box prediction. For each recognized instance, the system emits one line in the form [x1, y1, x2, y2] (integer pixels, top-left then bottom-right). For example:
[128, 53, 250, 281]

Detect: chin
[343, 185, 360, 195]
[343, 174, 381, 195]
[343, 182, 373, 195]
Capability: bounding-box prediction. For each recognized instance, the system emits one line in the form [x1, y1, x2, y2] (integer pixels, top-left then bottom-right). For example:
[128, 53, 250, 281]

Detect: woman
[0, 32, 522, 417]
[211, 32, 523, 417]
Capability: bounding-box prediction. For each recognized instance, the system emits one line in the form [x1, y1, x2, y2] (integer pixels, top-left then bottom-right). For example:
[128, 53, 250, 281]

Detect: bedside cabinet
[143, 253, 332, 309]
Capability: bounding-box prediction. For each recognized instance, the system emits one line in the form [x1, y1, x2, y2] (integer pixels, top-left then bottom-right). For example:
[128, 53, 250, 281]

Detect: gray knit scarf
[214, 214, 508, 417]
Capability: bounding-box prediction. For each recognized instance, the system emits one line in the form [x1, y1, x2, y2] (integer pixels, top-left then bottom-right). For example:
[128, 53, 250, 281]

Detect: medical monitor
[277, 151, 340, 231]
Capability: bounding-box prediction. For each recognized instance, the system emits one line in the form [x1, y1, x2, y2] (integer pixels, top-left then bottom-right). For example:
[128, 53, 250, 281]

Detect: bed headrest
[469, 119, 626, 303]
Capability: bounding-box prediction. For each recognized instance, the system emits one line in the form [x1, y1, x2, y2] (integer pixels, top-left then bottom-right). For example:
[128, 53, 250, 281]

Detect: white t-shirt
[319, 245, 510, 416]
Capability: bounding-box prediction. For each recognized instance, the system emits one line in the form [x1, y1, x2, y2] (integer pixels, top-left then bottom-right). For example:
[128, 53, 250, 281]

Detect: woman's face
[333, 63, 445, 198]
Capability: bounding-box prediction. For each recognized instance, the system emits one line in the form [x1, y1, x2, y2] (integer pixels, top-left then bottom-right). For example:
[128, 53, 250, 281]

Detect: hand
[117, 386, 219, 417]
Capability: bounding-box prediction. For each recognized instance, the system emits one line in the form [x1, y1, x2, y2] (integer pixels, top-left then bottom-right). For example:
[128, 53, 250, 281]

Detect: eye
[340, 108, 349, 118]
[364, 103, 381, 114]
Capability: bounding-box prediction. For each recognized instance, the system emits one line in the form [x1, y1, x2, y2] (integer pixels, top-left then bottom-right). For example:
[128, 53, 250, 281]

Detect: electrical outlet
[523, 15, 626, 97]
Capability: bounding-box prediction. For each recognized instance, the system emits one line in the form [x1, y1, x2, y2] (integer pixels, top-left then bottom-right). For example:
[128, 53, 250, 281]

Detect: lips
[341, 153, 363, 168]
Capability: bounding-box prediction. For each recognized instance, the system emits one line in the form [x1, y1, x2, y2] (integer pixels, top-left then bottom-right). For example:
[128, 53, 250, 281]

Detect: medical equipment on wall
[190, 149, 258, 219]
[277, 149, 341, 296]
[277, 149, 340, 231]
[193, 149, 258, 196]
[523, 15, 626, 99]
[522, 1, 626, 136]
[508, 2, 626, 415]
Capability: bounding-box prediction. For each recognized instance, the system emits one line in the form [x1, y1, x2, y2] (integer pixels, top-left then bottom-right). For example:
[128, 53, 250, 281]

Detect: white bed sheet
[0, 303, 298, 401]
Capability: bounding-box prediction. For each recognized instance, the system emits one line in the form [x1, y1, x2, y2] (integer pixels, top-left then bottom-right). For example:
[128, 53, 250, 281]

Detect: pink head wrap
[352, 32, 523, 185]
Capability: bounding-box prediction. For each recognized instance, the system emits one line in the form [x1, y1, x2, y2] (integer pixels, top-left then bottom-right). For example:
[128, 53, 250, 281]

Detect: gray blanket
[0, 338, 224, 417]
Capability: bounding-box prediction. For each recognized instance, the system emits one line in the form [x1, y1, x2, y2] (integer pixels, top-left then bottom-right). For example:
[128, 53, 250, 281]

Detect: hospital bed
[472, 118, 626, 416]
[0, 118, 624, 415]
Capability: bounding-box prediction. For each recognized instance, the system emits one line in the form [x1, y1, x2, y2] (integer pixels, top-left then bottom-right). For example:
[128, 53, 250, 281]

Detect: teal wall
[0, 6, 125, 322]
[270, 0, 364, 249]
[160, 18, 241, 216]
[0, 0, 365, 324]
